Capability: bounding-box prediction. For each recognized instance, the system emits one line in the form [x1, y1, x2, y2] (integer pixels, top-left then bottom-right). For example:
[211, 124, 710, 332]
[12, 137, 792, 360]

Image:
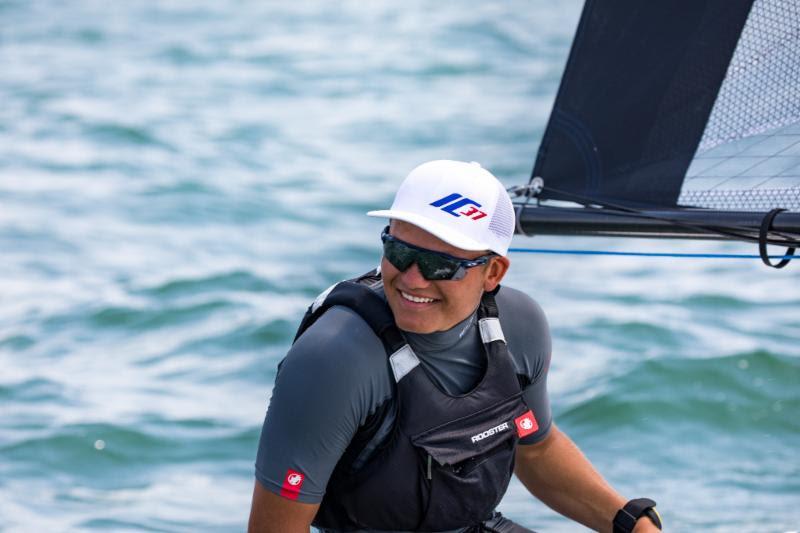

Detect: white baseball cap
[367, 160, 515, 256]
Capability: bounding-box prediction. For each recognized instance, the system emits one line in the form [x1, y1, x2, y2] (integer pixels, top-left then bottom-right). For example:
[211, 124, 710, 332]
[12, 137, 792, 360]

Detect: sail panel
[678, 0, 800, 212]
[680, 122, 800, 212]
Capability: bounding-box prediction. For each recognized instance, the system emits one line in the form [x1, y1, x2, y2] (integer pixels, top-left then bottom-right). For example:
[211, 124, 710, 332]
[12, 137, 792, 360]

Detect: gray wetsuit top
[254, 282, 552, 520]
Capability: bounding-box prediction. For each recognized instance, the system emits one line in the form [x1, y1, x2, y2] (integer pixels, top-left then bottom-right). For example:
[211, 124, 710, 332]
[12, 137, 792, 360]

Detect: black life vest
[294, 272, 536, 531]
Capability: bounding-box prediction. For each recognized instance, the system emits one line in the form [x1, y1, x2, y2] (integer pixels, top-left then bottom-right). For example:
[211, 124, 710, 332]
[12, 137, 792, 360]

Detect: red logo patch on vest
[514, 410, 538, 438]
[280, 469, 305, 500]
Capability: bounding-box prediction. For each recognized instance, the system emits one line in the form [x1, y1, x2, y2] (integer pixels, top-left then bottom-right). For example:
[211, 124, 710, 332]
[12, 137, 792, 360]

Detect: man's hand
[247, 480, 319, 533]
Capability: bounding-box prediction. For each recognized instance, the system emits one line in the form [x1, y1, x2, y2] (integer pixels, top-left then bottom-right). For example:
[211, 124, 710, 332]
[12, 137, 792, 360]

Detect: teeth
[400, 291, 435, 304]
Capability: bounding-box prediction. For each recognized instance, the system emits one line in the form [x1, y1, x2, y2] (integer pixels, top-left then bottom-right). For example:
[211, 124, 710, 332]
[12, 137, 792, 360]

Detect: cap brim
[367, 209, 488, 252]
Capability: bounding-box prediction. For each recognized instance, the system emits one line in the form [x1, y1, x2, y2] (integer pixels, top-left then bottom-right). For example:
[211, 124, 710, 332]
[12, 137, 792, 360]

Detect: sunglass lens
[416, 253, 460, 281]
[383, 239, 415, 271]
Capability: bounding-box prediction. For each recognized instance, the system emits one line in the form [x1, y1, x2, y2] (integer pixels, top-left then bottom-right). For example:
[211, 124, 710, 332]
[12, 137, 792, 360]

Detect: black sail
[519, 0, 800, 241]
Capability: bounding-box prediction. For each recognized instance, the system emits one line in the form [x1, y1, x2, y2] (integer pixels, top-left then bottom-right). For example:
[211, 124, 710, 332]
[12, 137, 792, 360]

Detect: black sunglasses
[380, 226, 495, 281]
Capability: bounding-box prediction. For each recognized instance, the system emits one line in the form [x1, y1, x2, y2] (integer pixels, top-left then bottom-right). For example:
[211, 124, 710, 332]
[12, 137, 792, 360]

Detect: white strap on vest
[389, 345, 420, 382]
[478, 317, 505, 344]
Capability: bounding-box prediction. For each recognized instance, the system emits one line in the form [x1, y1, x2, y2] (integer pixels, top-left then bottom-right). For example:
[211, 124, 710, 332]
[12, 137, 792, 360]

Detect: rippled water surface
[1, 1, 799, 531]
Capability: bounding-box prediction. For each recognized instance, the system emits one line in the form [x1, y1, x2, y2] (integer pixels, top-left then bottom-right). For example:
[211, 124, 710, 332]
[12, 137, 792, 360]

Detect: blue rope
[508, 248, 796, 260]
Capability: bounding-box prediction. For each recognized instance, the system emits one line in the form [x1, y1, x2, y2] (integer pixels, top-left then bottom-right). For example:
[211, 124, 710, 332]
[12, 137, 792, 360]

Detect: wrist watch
[612, 498, 662, 532]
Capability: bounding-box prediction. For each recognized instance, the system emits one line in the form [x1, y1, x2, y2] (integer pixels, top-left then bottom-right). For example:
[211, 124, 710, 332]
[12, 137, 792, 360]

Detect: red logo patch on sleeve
[514, 410, 539, 438]
[280, 469, 305, 500]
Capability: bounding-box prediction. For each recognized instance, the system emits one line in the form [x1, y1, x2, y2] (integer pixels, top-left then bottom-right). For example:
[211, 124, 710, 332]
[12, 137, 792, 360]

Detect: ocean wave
[136, 270, 279, 299]
[559, 350, 800, 434]
[0, 377, 64, 402]
[2, 421, 258, 473]
[83, 122, 172, 150]
[556, 319, 688, 353]
[164, 318, 296, 359]
[0, 333, 36, 352]
[87, 300, 234, 331]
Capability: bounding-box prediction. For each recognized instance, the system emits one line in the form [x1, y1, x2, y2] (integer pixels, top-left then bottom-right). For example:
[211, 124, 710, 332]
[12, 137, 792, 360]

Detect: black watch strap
[613, 498, 662, 533]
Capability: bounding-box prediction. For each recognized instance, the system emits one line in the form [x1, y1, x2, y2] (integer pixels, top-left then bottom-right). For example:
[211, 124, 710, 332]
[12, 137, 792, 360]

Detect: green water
[1, 1, 799, 531]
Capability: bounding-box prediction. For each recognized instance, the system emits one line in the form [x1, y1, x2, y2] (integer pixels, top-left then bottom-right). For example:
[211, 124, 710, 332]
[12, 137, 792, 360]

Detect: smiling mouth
[399, 290, 436, 304]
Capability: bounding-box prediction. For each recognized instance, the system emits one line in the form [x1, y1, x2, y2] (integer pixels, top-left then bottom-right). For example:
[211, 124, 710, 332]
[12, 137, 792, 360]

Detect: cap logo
[430, 193, 487, 220]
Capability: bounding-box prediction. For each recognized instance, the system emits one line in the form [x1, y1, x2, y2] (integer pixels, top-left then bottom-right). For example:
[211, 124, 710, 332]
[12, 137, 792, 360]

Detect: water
[1, 1, 798, 531]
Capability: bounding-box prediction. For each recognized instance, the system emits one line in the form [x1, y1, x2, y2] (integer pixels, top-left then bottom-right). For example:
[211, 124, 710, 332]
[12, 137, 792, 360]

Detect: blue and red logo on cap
[430, 193, 487, 220]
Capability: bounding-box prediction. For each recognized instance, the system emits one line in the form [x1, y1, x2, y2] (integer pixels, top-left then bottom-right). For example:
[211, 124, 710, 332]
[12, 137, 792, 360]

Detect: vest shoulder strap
[293, 271, 406, 355]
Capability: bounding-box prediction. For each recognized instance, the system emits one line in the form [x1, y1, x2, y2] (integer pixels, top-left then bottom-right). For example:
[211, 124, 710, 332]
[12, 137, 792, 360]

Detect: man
[249, 161, 662, 532]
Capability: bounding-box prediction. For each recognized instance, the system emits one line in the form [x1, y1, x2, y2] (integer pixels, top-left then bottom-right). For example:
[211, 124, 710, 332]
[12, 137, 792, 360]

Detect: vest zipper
[426, 454, 432, 479]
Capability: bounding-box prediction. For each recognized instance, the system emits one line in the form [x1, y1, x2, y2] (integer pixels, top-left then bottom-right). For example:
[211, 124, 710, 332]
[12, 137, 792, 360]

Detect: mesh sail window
[678, 0, 800, 212]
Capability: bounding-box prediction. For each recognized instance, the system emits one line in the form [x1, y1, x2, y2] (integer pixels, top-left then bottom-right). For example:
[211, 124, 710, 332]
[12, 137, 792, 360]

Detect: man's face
[381, 220, 509, 334]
